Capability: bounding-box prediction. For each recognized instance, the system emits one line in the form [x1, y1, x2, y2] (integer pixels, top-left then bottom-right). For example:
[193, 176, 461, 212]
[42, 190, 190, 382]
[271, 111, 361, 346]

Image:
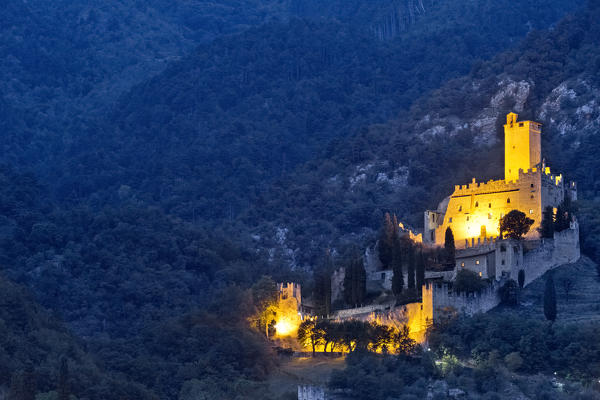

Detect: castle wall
[427, 281, 501, 320]
[298, 386, 326, 400]
[519, 223, 580, 286]
[434, 169, 543, 247]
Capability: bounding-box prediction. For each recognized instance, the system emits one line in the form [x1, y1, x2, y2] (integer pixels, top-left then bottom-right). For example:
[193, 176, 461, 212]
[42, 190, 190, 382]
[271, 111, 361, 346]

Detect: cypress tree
[540, 206, 555, 238]
[407, 245, 416, 290]
[378, 213, 397, 268]
[357, 257, 366, 306]
[518, 269, 525, 289]
[58, 358, 70, 400]
[554, 204, 569, 232]
[544, 273, 557, 322]
[416, 250, 425, 295]
[391, 240, 404, 296]
[444, 227, 456, 265]
[343, 255, 367, 307]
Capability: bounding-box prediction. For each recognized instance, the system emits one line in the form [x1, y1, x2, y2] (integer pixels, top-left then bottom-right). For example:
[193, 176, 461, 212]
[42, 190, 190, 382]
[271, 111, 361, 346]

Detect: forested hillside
[0, 272, 158, 399]
[248, 0, 600, 266]
[48, 0, 582, 223]
[0, 1, 598, 398]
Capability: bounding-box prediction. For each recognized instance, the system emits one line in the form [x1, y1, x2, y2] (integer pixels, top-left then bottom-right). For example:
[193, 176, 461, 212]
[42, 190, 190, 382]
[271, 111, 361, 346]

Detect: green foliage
[378, 213, 397, 268]
[329, 351, 431, 400]
[540, 206, 555, 238]
[407, 246, 416, 290]
[544, 273, 557, 322]
[444, 227, 456, 265]
[343, 255, 367, 307]
[453, 270, 487, 294]
[313, 263, 333, 317]
[498, 279, 519, 306]
[429, 313, 600, 380]
[504, 352, 523, 372]
[500, 210, 534, 240]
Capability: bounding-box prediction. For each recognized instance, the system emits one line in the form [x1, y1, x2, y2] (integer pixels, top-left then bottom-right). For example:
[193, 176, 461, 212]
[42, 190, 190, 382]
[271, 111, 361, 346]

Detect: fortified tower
[504, 112, 541, 182]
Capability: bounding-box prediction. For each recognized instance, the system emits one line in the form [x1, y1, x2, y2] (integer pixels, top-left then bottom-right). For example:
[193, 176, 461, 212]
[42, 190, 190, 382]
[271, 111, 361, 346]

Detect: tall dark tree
[314, 255, 333, 317]
[10, 366, 36, 400]
[416, 249, 425, 295]
[499, 210, 534, 240]
[444, 227, 456, 265]
[544, 273, 557, 322]
[378, 213, 397, 268]
[343, 254, 366, 307]
[554, 203, 570, 232]
[540, 206, 555, 238]
[391, 240, 403, 296]
[518, 269, 525, 289]
[407, 245, 416, 290]
[58, 357, 70, 400]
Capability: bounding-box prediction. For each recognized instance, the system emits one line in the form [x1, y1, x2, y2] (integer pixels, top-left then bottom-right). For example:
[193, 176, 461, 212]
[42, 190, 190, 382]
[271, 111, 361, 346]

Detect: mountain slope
[52, 0, 583, 223]
[245, 0, 600, 266]
[0, 273, 155, 399]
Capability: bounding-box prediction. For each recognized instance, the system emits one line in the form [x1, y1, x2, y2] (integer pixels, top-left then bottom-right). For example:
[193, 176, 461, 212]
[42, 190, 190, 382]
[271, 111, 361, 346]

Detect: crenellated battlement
[450, 166, 563, 199]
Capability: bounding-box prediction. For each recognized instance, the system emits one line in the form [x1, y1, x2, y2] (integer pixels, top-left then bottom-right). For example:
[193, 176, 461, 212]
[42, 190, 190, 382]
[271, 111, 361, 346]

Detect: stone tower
[504, 112, 542, 182]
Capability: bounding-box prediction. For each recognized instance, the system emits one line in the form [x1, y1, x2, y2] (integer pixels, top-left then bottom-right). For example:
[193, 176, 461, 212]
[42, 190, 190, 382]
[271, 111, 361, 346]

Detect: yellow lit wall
[433, 171, 542, 247]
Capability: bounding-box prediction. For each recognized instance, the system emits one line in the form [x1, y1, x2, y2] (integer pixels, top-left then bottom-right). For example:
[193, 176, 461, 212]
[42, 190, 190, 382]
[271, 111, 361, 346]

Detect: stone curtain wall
[429, 281, 501, 319]
[298, 386, 326, 400]
[520, 222, 580, 286]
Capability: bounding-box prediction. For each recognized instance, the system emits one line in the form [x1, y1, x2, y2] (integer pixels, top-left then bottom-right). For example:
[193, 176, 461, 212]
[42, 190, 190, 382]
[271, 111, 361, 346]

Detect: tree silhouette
[499, 210, 534, 240]
[444, 227, 455, 265]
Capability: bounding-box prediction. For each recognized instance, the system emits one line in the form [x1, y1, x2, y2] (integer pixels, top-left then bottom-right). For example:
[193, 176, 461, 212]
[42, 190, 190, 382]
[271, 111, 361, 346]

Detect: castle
[424, 112, 576, 248]
[327, 113, 580, 342]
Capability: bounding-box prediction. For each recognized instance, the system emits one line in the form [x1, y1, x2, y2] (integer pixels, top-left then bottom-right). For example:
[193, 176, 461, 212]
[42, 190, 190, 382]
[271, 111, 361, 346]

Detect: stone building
[424, 113, 575, 247]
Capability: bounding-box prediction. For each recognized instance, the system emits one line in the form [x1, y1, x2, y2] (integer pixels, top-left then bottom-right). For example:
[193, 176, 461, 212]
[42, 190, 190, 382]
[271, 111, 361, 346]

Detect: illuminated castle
[424, 112, 576, 248]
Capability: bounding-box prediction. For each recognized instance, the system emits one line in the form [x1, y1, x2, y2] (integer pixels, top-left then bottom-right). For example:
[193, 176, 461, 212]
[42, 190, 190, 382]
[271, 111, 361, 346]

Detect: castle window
[488, 213, 492, 219]
[458, 205, 462, 212]
[529, 209, 533, 214]
[431, 232, 434, 241]
[531, 184, 534, 188]
[501, 260, 505, 265]
[461, 262, 465, 268]
[476, 260, 480, 265]
[489, 203, 492, 208]
[475, 201, 479, 207]
[519, 122, 524, 127]
[466, 216, 470, 221]
[479, 272, 483, 277]
[421, 305, 423, 310]
[381, 273, 385, 280]
[531, 195, 534, 199]
[507, 198, 511, 204]
[501, 244, 506, 252]
[448, 217, 452, 223]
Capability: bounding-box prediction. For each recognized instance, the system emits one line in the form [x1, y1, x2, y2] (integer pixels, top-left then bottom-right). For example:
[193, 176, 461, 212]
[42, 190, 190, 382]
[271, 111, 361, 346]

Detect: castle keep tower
[504, 112, 541, 182]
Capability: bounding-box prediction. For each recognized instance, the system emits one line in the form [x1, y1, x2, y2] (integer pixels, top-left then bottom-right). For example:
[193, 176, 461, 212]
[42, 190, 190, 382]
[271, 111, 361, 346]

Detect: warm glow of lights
[273, 297, 302, 337]
[274, 318, 296, 336]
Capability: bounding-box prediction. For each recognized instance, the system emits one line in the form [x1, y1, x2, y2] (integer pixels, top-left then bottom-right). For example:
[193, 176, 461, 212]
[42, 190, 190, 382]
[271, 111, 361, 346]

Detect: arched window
[475, 201, 479, 207]
[458, 205, 462, 212]
[507, 198, 511, 204]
